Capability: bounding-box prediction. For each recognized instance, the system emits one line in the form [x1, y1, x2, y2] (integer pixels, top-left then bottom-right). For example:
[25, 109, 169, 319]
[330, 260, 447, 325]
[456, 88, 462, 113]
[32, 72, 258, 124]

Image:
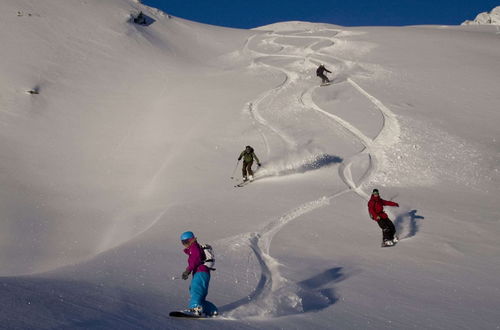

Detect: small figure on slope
[367, 189, 400, 247]
[316, 64, 331, 85]
[238, 145, 261, 182]
[179, 231, 218, 317]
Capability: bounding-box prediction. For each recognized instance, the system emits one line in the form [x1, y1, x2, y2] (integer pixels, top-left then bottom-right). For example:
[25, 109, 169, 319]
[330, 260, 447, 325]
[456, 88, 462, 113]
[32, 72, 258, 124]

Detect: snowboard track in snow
[225, 27, 401, 319]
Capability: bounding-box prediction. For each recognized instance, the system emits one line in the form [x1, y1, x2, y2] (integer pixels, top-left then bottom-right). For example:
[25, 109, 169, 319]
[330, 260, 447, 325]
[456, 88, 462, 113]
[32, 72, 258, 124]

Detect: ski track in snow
[225, 28, 401, 319]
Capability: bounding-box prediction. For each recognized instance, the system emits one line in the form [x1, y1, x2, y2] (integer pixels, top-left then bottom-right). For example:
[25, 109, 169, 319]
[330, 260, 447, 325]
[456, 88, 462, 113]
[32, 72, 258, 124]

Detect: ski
[234, 176, 256, 187]
[234, 180, 252, 187]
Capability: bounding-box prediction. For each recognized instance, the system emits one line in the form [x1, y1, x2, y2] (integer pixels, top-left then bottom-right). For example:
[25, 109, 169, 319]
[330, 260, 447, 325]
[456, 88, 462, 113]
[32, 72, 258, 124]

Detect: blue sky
[141, 0, 498, 28]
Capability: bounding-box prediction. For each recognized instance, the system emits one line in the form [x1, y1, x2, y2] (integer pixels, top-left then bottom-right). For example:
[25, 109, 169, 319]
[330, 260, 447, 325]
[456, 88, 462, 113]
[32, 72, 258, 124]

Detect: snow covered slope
[1, 0, 499, 329]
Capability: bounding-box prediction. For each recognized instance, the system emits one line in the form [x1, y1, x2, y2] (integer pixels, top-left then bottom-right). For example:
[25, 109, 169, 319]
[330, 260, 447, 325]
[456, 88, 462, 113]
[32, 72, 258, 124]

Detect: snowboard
[169, 311, 207, 319]
[320, 82, 331, 86]
[381, 236, 399, 248]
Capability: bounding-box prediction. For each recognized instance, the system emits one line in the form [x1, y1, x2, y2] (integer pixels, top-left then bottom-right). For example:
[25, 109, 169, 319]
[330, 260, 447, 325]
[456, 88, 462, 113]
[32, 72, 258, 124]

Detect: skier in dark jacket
[316, 64, 331, 84]
[367, 189, 399, 246]
[238, 146, 261, 182]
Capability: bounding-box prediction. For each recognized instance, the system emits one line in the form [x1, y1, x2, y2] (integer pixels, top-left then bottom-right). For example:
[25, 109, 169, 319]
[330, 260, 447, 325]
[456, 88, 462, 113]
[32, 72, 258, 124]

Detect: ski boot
[192, 306, 203, 316]
[182, 306, 203, 316]
[381, 240, 394, 247]
[206, 310, 219, 318]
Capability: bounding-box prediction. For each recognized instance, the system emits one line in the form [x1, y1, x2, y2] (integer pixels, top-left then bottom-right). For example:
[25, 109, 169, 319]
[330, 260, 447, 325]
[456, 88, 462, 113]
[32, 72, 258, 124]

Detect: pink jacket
[184, 241, 210, 274]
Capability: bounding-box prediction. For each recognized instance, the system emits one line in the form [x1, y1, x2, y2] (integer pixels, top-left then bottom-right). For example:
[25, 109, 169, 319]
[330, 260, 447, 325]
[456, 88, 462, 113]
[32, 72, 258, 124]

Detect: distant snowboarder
[316, 64, 331, 85]
[367, 189, 400, 247]
[238, 146, 261, 182]
[176, 231, 218, 317]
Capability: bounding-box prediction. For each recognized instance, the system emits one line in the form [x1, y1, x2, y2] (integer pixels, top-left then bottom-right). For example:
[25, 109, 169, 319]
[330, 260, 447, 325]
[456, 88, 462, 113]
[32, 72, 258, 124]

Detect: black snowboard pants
[377, 218, 396, 241]
[317, 73, 329, 83]
[242, 160, 254, 179]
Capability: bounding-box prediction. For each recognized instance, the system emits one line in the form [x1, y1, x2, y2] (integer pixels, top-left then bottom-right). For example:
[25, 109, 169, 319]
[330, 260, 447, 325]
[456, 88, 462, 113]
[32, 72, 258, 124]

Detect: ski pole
[230, 160, 240, 179]
[171, 276, 181, 280]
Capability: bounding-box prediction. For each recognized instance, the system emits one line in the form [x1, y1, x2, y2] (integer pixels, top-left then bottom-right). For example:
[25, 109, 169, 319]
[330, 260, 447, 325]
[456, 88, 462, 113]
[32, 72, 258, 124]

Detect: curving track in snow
[226, 27, 401, 319]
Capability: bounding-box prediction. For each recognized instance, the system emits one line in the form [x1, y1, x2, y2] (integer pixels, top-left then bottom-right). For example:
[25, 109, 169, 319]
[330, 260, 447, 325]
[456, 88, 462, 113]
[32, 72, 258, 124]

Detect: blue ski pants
[189, 271, 218, 315]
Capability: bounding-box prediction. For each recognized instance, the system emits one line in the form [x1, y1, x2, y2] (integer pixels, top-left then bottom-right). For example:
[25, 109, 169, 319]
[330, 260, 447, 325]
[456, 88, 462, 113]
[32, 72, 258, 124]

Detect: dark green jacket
[238, 150, 260, 163]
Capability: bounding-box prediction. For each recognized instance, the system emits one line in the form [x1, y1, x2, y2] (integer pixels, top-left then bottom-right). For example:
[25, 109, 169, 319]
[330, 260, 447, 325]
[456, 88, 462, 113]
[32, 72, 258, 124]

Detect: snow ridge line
[297, 63, 400, 200]
[228, 28, 359, 319]
[300, 79, 384, 200]
[247, 102, 272, 157]
[299, 87, 373, 146]
[243, 35, 298, 152]
[228, 191, 348, 319]
[298, 59, 376, 197]
[347, 78, 401, 147]
[230, 27, 400, 319]
[339, 77, 400, 200]
[246, 67, 294, 152]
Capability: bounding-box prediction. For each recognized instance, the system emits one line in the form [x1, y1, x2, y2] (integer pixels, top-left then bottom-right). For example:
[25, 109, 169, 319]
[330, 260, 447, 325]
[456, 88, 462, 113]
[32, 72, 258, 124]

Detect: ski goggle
[181, 239, 191, 245]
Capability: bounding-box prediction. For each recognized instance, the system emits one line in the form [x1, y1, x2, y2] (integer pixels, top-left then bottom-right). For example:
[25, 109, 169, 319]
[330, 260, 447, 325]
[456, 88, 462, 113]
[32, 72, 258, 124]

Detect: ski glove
[182, 270, 190, 280]
[257, 163, 261, 167]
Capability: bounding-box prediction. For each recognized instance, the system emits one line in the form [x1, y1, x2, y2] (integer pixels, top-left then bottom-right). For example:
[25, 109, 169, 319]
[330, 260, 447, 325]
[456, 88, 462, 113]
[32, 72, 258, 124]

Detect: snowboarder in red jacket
[368, 189, 399, 246]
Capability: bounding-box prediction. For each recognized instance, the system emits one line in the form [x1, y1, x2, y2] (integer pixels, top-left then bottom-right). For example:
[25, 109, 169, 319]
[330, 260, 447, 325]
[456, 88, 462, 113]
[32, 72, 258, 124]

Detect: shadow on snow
[297, 267, 345, 312]
[0, 276, 170, 328]
[394, 209, 425, 239]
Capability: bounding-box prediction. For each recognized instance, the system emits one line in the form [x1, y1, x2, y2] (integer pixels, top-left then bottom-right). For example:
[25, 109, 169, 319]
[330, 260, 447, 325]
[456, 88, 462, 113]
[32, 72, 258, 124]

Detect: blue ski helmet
[180, 231, 195, 242]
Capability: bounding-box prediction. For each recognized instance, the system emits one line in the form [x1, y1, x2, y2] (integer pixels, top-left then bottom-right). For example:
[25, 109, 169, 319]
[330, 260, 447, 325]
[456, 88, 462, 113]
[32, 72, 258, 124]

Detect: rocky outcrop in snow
[462, 6, 500, 25]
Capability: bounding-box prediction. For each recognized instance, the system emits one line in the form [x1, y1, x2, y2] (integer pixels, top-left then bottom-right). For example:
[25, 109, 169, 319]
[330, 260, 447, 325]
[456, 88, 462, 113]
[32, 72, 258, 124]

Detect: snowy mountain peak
[462, 6, 500, 25]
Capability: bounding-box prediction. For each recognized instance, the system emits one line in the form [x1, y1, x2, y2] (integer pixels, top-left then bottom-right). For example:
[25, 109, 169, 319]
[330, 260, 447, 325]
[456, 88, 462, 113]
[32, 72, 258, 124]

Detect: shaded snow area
[1, 0, 500, 329]
[462, 6, 500, 26]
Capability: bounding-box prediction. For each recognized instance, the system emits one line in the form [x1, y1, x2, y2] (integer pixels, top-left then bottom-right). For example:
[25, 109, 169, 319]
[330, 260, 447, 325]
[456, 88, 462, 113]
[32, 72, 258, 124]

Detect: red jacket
[368, 195, 398, 221]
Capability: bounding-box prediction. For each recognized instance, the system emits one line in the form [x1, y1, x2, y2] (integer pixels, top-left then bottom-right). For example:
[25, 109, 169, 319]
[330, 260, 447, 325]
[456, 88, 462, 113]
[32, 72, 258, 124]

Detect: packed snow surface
[1, 0, 499, 329]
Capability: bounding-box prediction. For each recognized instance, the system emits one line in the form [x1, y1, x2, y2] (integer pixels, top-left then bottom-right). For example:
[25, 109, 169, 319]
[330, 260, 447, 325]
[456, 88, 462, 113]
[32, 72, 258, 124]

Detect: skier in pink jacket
[180, 231, 218, 317]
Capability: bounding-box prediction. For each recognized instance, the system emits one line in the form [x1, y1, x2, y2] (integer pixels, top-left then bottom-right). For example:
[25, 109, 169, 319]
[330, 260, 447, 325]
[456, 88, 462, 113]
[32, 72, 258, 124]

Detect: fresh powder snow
[1, 0, 499, 329]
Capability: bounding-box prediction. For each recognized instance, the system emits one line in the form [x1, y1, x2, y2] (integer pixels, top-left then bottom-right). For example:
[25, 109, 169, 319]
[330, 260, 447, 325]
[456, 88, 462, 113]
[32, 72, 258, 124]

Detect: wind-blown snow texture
[1, 0, 500, 329]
